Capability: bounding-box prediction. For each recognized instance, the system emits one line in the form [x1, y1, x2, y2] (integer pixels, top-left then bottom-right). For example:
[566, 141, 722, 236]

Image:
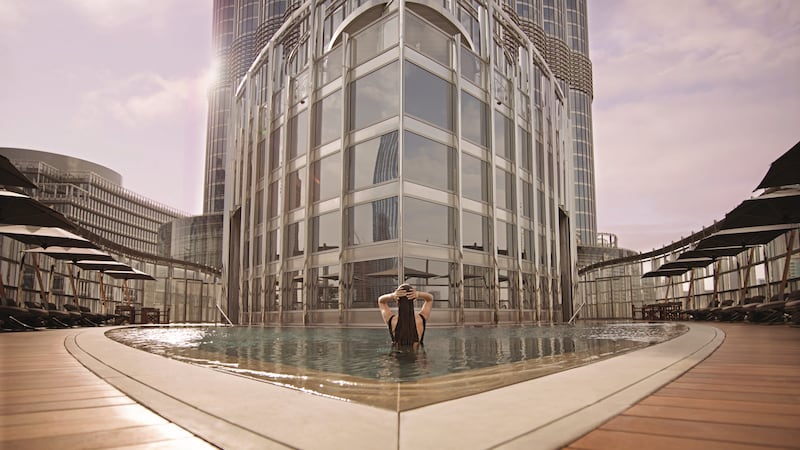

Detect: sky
[1, 1, 798, 252]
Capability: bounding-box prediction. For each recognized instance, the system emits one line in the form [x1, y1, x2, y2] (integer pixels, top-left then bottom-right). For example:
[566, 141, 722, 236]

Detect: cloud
[65, 0, 180, 29]
[589, 0, 800, 251]
[81, 70, 211, 127]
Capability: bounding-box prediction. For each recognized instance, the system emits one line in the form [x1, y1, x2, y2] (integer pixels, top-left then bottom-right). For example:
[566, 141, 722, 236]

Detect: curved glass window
[495, 167, 514, 211]
[269, 126, 281, 172]
[347, 131, 398, 191]
[403, 131, 455, 192]
[267, 180, 279, 219]
[496, 220, 516, 257]
[285, 168, 305, 211]
[460, 46, 482, 87]
[404, 63, 454, 131]
[311, 153, 341, 202]
[461, 91, 489, 147]
[403, 197, 455, 245]
[495, 112, 514, 162]
[288, 109, 308, 160]
[285, 221, 305, 257]
[346, 197, 398, 245]
[312, 90, 341, 147]
[462, 211, 489, 252]
[404, 13, 451, 67]
[349, 61, 399, 131]
[461, 153, 489, 202]
[352, 15, 398, 66]
[520, 127, 532, 171]
[311, 212, 340, 252]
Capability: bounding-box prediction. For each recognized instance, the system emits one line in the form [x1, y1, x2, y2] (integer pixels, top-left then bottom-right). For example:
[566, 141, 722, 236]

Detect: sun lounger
[748, 293, 795, 324]
[716, 295, 765, 322]
[0, 298, 35, 329]
[23, 301, 54, 327]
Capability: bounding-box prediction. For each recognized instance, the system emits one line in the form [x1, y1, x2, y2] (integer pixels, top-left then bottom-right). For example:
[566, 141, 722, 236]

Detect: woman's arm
[416, 291, 434, 321]
[378, 290, 400, 324]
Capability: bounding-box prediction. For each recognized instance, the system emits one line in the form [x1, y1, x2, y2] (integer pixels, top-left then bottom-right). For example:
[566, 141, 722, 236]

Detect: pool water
[107, 323, 686, 410]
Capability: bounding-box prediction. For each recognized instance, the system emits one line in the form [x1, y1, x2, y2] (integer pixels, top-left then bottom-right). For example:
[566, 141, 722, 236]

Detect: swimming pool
[107, 322, 687, 410]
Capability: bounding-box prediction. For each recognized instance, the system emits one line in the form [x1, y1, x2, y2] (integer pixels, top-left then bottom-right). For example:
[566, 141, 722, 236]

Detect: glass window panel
[347, 131, 398, 191]
[312, 90, 341, 147]
[267, 180, 279, 219]
[352, 16, 399, 66]
[497, 220, 516, 257]
[346, 197, 398, 245]
[403, 131, 455, 191]
[403, 197, 454, 245]
[285, 221, 305, 257]
[285, 168, 305, 211]
[269, 126, 281, 171]
[495, 167, 515, 210]
[461, 91, 488, 147]
[268, 228, 280, 262]
[461, 153, 489, 202]
[522, 180, 533, 218]
[494, 112, 514, 162]
[520, 127, 532, 171]
[311, 153, 341, 202]
[311, 212, 340, 252]
[460, 46, 482, 86]
[316, 46, 343, 86]
[522, 228, 534, 261]
[404, 13, 450, 67]
[349, 61, 399, 131]
[288, 109, 308, 160]
[404, 62, 454, 131]
[462, 211, 489, 252]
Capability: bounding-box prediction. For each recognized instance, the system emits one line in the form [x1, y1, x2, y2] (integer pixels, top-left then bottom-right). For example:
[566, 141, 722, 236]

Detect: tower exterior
[221, 0, 578, 326]
[515, 0, 596, 246]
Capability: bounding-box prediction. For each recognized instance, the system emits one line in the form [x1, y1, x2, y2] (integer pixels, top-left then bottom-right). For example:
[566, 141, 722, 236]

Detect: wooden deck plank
[0, 329, 213, 449]
[564, 323, 800, 449]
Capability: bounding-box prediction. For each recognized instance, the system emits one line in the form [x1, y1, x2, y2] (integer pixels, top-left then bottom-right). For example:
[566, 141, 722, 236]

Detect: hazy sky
[1, 1, 798, 252]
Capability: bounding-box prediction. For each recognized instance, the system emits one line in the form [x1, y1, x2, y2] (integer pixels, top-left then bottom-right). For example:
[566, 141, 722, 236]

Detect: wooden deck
[2, 323, 799, 449]
[0, 329, 214, 449]
[565, 323, 800, 450]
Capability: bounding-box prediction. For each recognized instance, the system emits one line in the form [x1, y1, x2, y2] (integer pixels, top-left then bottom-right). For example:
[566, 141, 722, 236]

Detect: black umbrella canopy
[0, 190, 77, 229]
[642, 267, 690, 278]
[756, 141, 800, 190]
[721, 188, 800, 230]
[104, 269, 156, 281]
[73, 260, 133, 272]
[0, 154, 37, 189]
[24, 246, 113, 262]
[678, 246, 747, 260]
[658, 257, 715, 271]
[365, 267, 440, 279]
[695, 224, 796, 250]
[0, 224, 95, 248]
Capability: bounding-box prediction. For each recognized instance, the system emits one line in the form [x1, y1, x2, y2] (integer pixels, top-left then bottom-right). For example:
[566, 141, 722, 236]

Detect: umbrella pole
[16, 253, 26, 301]
[687, 270, 695, 310]
[124, 279, 130, 306]
[712, 260, 721, 306]
[68, 267, 79, 304]
[740, 247, 755, 302]
[31, 253, 47, 304]
[98, 272, 106, 315]
[47, 264, 56, 305]
[779, 230, 796, 298]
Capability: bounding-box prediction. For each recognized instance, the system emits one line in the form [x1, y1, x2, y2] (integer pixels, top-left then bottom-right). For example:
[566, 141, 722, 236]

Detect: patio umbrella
[73, 260, 133, 272]
[678, 246, 748, 260]
[0, 224, 95, 248]
[0, 154, 37, 189]
[721, 188, 800, 230]
[756, 141, 800, 190]
[695, 224, 796, 250]
[104, 268, 156, 281]
[365, 267, 439, 279]
[0, 190, 76, 229]
[642, 267, 690, 278]
[658, 257, 715, 271]
[24, 246, 114, 262]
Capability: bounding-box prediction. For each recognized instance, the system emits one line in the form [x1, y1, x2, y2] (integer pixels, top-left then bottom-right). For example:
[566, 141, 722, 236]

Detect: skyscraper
[515, 0, 596, 246]
[220, 0, 578, 326]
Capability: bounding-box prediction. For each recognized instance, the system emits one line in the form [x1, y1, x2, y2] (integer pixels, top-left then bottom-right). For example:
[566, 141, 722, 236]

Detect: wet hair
[393, 285, 418, 346]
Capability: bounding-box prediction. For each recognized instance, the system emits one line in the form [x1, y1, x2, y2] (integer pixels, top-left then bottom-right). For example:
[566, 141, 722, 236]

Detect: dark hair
[393, 297, 419, 346]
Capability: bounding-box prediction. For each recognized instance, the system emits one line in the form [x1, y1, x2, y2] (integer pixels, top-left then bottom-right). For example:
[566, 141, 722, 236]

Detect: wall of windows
[223, 0, 576, 326]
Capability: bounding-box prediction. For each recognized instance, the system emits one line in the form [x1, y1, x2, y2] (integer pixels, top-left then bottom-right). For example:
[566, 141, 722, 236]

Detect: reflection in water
[107, 323, 687, 410]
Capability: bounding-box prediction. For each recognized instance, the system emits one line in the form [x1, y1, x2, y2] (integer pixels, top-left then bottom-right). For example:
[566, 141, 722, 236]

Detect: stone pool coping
[65, 323, 723, 449]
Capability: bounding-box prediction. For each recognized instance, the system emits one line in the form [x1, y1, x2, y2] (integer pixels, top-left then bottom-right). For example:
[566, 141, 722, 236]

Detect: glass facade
[223, 0, 576, 326]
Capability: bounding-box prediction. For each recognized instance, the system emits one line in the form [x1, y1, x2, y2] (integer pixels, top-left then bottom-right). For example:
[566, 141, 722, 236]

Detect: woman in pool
[378, 284, 434, 347]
